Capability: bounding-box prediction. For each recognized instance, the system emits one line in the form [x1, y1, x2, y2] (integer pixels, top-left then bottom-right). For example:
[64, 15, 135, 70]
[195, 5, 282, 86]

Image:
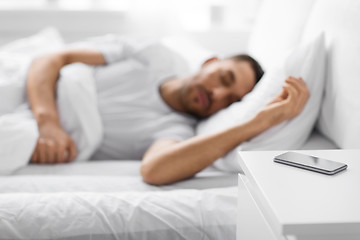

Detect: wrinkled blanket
[0, 184, 237, 240]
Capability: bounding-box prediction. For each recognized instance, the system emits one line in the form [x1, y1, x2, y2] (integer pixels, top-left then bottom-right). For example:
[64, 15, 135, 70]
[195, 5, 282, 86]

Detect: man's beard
[179, 85, 209, 119]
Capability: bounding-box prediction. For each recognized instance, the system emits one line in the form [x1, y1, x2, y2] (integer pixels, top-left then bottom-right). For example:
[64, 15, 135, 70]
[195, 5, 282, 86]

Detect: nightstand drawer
[237, 150, 360, 240]
[237, 173, 285, 240]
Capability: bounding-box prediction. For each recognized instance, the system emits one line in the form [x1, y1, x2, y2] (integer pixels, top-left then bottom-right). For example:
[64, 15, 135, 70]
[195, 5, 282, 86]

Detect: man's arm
[27, 49, 106, 164]
[141, 77, 309, 185]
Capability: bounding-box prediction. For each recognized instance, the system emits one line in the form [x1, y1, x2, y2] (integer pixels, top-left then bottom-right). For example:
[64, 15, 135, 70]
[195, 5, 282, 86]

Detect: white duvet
[0, 28, 104, 174]
[0, 60, 103, 174]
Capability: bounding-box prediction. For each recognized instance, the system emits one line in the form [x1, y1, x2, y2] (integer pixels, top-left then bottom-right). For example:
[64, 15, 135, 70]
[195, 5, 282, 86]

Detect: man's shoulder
[133, 41, 191, 76]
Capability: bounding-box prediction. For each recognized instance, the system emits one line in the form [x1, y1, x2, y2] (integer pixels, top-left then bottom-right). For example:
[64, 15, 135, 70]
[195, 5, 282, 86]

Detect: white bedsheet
[3, 160, 237, 192]
[0, 187, 237, 240]
[0, 167, 238, 240]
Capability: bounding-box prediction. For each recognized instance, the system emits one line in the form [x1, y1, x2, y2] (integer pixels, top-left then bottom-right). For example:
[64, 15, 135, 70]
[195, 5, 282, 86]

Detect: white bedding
[0, 29, 103, 175]
[0, 62, 103, 174]
[0, 28, 238, 240]
[8, 162, 238, 191]
[0, 187, 237, 240]
[0, 28, 339, 240]
[1, 163, 238, 239]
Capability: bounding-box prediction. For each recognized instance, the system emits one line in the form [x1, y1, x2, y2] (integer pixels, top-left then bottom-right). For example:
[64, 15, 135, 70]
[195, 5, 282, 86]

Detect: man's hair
[227, 54, 264, 84]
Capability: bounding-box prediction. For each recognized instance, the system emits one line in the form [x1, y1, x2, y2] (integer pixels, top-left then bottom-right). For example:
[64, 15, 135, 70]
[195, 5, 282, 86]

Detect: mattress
[0, 131, 337, 240]
[2, 160, 239, 240]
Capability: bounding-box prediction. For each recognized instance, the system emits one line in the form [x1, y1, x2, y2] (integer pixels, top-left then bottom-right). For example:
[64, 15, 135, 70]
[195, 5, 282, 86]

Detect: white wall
[0, 0, 262, 56]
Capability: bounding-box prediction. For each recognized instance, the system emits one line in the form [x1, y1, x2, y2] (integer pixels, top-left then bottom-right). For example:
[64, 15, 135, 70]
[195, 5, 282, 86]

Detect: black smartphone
[274, 152, 347, 175]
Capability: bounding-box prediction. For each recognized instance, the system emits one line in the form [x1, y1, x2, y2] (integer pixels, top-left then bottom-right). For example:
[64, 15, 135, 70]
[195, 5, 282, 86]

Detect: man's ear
[201, 56, 219, 68]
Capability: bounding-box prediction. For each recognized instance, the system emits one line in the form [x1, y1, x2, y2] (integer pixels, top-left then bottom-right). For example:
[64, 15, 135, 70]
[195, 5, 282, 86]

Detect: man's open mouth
[198, 87, 210, 110]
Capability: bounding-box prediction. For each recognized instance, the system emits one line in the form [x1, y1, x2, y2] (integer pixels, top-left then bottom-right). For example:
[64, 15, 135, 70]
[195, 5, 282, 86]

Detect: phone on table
[274, 152, 347, 175]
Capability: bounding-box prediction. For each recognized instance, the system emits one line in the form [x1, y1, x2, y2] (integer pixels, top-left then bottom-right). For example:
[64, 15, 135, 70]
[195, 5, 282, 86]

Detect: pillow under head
[196, 33, 326, 172]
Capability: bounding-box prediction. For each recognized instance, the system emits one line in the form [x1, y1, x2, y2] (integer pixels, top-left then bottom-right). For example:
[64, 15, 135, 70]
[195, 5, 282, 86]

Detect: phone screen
[274, 152, 347, 174]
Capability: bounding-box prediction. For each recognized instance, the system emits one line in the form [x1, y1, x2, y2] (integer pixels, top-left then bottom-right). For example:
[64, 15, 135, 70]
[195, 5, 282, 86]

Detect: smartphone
[274, 152, 347, 175]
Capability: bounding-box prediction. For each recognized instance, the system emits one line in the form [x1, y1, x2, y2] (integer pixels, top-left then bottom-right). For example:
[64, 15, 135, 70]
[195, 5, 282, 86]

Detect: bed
[2, 0, 353, 238]
[0, 27, 239, 240]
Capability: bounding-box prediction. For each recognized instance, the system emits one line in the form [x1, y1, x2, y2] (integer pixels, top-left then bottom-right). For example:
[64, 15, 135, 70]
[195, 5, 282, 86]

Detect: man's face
[179, 58, 256, 118]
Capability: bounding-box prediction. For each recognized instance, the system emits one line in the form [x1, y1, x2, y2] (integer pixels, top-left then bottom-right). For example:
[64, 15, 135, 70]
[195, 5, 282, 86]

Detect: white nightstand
[237, 150, 360, 240]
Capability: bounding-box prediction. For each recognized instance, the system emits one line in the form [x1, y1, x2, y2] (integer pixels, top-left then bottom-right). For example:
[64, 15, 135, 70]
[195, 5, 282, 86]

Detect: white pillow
[301, 0, 360, 149]
[196, 34, 326, 172]
[248, 0, 317, 71]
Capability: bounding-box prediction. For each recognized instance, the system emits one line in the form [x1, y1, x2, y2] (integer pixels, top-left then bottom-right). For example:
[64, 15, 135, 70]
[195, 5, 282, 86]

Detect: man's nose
[210, 87, 229, 101]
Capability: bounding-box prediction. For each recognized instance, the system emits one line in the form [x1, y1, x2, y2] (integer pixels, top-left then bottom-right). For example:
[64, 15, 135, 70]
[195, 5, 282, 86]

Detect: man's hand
[27, 50, 105, 164]
[257, 76, 310, 127]
[30, 121, 77, 164]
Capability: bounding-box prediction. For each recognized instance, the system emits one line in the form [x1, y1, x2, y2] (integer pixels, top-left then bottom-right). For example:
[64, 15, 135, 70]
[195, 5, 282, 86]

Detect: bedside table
[237, 150, 360, 240]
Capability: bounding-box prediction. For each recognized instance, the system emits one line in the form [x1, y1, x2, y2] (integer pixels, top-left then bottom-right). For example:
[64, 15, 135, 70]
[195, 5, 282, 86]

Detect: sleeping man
[26, 36, 309, 185]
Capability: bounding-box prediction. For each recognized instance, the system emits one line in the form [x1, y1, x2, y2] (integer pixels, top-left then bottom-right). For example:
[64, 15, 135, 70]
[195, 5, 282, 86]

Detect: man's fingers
[295, 78, 308, 97]
[283, 84, 295, 100]
[285, 77, 308, 101]
[286, 77, 308, 95]
[284, 77, 310, 117]
[34, 123, 77, 165]
[269, 86, 289, 105]
[53, 147, 60, 163]
[35, 144, 42, 163]
[46, 140, 56, 164]
[278, 86, 288, 100]
[37, 139, 58, 164]
[283, 84, 299, 111]
[67, 139, 77, 162]
[289, 77, 310, 109]
[30, 142, 39, 163]
[262, 76, 310, 124]
[38, 139, 47, 164]
[57, 145, 66, 164]
[285, 78, 301, 96]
